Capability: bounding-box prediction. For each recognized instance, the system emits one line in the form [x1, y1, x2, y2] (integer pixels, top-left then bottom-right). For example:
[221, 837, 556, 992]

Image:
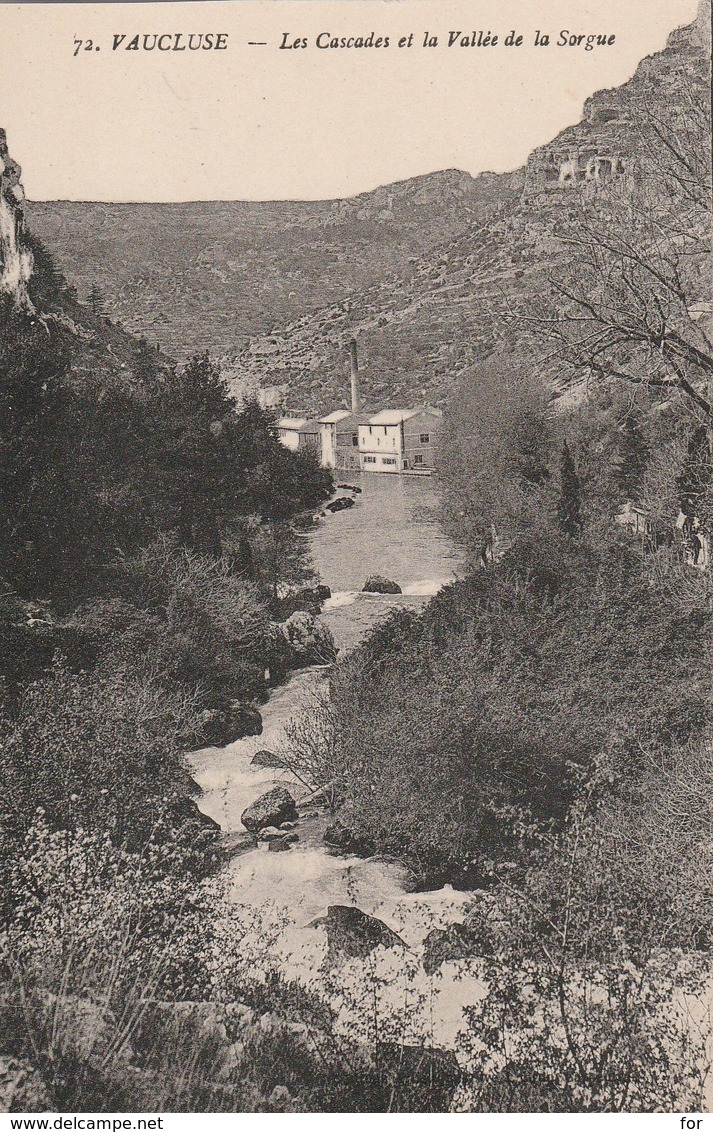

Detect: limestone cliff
[0, 128, 32, 308]
[523, 0, 710, 197]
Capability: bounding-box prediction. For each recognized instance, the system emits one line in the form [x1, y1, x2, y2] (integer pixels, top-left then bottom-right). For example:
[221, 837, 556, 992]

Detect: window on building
[382, 457, 397, 466]
[352, 435, 358, 446]
[420, 433, 430, 445]
[364, 455, 377, 464]
[414, 454, 424, 465]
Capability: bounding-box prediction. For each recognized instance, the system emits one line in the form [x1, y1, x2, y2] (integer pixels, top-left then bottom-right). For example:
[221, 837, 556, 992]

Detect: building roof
[367, 407, 442, 425]
[368, 409, 420, 425]
[277, 417, 319, 432]
[318, 410, 353, 424]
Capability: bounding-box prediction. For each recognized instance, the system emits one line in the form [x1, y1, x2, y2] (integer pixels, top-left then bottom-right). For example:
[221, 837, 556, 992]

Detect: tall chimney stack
[349, 338, 361, 413]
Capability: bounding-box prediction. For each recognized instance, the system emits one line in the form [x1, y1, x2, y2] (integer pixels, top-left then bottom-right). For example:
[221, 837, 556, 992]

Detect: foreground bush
[0, 659, 209, 852]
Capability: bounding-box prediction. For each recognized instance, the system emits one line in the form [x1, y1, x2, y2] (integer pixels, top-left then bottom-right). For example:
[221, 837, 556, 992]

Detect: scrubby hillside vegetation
[28, 169, 509, 364]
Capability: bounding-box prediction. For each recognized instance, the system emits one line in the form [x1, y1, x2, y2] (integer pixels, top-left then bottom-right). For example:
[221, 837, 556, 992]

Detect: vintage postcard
[0, 0, 711, 1118]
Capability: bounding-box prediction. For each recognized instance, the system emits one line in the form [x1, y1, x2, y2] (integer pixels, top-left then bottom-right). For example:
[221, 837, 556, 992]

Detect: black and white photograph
[0, 0, 711, 1117]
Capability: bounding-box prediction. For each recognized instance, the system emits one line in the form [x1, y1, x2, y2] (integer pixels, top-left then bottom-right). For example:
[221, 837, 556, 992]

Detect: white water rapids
[188, 474, 490, 1048]
[187, 474, 712, 1091]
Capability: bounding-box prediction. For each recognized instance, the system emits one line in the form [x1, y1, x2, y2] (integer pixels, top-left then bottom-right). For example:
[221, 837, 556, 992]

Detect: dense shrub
[0, 659, 206, 851]
[293, 536, 711, 886]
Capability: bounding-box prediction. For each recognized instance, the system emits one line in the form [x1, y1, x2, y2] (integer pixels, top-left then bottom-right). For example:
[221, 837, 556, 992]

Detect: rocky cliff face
[523, 1, 710, 198]
[0, 129, 32, 308]
[230, 2, 709, 411]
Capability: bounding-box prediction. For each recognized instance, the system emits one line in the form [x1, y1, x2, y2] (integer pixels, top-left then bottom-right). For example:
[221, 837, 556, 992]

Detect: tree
[0, 300, 87, 594]
[557, 440, 583, 537]
[25, 235, 68, 308]
[617, 413, 650, 502]
[515, 72, 712, 421]
[250, 519, 316, 602]
[441, 350, 555, 559]
[676, 424, 712, 539]
[88, 282, 107, 317]
[177, 351, 228, 419]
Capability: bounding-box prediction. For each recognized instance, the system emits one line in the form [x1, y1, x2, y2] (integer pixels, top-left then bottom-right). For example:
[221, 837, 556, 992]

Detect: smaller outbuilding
[277, 417, 321, 454]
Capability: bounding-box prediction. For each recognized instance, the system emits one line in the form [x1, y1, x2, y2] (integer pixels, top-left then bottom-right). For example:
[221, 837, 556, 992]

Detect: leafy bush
[0, 659, 206, 851]
[301, 536, 711, 885]
[459, 753, 713, 1111]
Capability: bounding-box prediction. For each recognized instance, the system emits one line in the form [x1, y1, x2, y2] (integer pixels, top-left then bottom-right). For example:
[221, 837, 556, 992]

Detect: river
[187, 475, 713, 1084]
[189, 473, 488, 1049]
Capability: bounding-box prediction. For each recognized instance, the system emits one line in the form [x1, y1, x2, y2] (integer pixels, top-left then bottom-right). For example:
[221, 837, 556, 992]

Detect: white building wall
[319, 423, 336, 468]
[358, 421, 403, 472]
[278, 429, 300, 452]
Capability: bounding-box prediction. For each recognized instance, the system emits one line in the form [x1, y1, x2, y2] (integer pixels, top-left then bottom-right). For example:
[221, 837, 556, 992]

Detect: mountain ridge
[25, 3, 709, 411]
[27, 166, 513, 363]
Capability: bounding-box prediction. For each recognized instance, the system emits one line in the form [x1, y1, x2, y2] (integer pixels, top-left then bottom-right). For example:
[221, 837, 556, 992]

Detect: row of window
[362, 428, 431, 444]
[361, 455, 430, 467]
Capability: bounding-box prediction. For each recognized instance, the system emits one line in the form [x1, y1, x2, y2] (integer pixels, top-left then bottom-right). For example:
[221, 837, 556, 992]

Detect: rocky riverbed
[186, 473, 492, 1048]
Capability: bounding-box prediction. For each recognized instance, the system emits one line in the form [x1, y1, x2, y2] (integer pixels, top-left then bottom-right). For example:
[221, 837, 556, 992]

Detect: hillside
[27, 168, 510, 361]
[24, 3, 709, 414]
[230, 4, 710, 412]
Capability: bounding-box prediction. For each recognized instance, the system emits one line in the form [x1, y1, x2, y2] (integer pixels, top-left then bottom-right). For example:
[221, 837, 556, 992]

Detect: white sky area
[0, 0, 700, 202]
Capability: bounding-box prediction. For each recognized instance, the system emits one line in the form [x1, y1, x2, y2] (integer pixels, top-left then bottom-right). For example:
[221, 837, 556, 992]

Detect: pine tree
[677, 425, 712, 525]
[27, 237, 67, 304]
[231, 534, 254, 579]
[88, 282, 107, 317]
[618, 414, 649, 502]
[557, 440, 583, 537]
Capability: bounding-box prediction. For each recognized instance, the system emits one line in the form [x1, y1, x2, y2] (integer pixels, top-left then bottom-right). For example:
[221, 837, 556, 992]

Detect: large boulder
[228, 701, 263, 738]
[164, 795, 221, 835]
[279, 611, 337, 665]
[280, 584, 332, 618]
[325, 496, 355, 513]
[198, 708, 232, 745]
[323, 820, 375, 857]
[219, 829, 256, 856]
[257, 825, 283, 842]
[362, 575, 402, 595]
[421, 922, 484, 975]
[422, 904, 499, 974]
[198, 702, 263, 746]
[251, 749, 284, 769]
[309, 904, 406, 964]
[241, 787, 298, 833]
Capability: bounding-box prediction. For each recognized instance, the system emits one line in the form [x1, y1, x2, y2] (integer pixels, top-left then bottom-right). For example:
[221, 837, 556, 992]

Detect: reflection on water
[310, 472, 463, 594]
[311, 473, 464, 649]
